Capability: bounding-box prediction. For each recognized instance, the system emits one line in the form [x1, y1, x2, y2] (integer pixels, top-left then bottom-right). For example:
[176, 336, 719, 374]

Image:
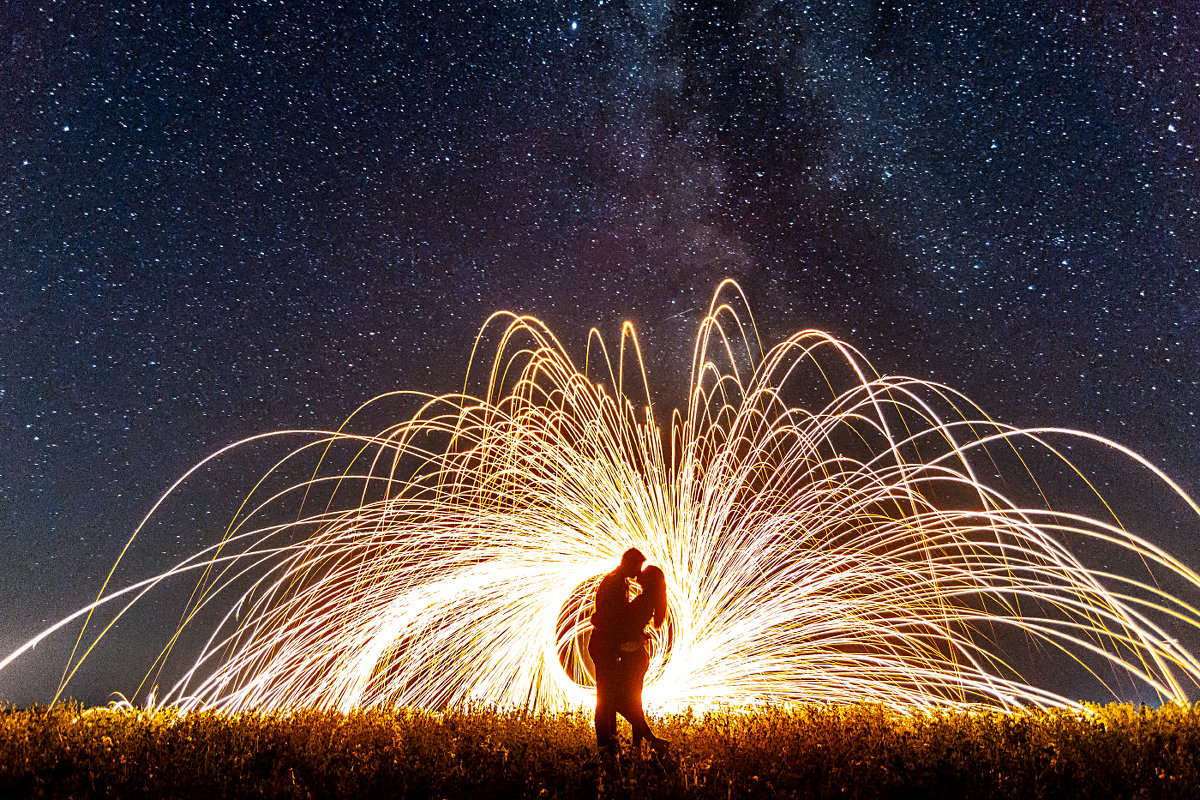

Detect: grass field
[2, 702, 1198, 798]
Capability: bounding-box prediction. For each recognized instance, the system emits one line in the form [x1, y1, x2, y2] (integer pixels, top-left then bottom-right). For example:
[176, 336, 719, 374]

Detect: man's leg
[589, 636, 619, 751]
[590, 642, 619, 753]
[593, 664, 618, 750]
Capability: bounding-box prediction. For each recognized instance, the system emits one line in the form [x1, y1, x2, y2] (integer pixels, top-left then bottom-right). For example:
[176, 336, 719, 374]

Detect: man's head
[619, 547, 646, 578]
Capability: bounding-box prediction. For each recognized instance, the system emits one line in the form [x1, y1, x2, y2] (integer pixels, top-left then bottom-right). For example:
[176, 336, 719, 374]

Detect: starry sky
[2, 2, 1198, 705]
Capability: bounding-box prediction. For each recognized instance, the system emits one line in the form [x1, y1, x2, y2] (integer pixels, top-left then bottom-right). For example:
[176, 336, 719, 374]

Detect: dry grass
[2, 702, 1198, 798]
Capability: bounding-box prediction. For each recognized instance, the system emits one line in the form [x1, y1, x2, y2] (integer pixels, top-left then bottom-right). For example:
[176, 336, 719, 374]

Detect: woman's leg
[608, 652, 645, 747]
[625, 650, 659, 749]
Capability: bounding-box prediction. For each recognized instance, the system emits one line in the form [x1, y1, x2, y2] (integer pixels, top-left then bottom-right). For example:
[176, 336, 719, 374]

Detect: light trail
[8, 280, 1200, 713]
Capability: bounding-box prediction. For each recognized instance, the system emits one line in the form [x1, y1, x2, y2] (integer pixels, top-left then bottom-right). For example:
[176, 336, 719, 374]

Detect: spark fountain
[6, 281, 1200, 713]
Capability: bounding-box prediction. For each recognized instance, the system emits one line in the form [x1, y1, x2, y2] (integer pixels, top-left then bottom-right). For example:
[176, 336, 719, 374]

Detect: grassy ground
[2, 702, 1198, 798]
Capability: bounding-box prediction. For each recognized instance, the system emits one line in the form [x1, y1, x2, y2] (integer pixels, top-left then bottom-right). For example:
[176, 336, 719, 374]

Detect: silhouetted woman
[614, 564, 669, 753]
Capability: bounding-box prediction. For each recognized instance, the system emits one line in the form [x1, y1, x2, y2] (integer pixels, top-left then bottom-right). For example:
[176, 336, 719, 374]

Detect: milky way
[1, 2, 1197, 704]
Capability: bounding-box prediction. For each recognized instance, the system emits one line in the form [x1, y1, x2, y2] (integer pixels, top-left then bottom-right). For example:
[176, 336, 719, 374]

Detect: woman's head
[637, 565, 665, 592]
[636, 565, 668, 627]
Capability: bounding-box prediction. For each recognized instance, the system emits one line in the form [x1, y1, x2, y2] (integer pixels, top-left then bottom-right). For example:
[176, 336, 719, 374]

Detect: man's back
[590, 569, 628, 644]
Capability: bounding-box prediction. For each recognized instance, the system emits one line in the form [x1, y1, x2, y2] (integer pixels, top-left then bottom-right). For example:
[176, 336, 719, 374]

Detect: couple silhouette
[588, 547, 669, 754]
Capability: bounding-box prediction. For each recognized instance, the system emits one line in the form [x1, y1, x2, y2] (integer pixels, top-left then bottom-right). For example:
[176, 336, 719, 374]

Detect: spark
[7, 281, 1200, 714]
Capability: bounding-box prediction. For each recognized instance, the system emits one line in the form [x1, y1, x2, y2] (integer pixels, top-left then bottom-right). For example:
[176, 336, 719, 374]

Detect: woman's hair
[638, 565, 668, 628]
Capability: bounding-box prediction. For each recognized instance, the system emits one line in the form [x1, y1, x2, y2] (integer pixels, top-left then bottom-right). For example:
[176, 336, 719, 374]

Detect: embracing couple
[588, 547, 669, 754]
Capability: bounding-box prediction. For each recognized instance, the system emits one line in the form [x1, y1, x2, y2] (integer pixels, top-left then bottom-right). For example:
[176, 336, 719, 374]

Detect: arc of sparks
[9, 280, 1200, 713]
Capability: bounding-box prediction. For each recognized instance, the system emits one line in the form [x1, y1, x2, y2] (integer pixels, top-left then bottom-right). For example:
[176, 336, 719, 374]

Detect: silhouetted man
[588, 546, 645, 751]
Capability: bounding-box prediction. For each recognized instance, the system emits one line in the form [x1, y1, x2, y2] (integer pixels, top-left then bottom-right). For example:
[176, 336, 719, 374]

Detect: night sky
[2, 2, 1198, 705]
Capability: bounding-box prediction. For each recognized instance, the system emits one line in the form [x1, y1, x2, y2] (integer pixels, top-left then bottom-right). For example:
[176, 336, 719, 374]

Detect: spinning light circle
[6, 281, 1200, 713]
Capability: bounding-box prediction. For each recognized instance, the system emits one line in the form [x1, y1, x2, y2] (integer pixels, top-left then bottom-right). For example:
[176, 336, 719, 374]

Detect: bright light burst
[8, 281, 1200, 713]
